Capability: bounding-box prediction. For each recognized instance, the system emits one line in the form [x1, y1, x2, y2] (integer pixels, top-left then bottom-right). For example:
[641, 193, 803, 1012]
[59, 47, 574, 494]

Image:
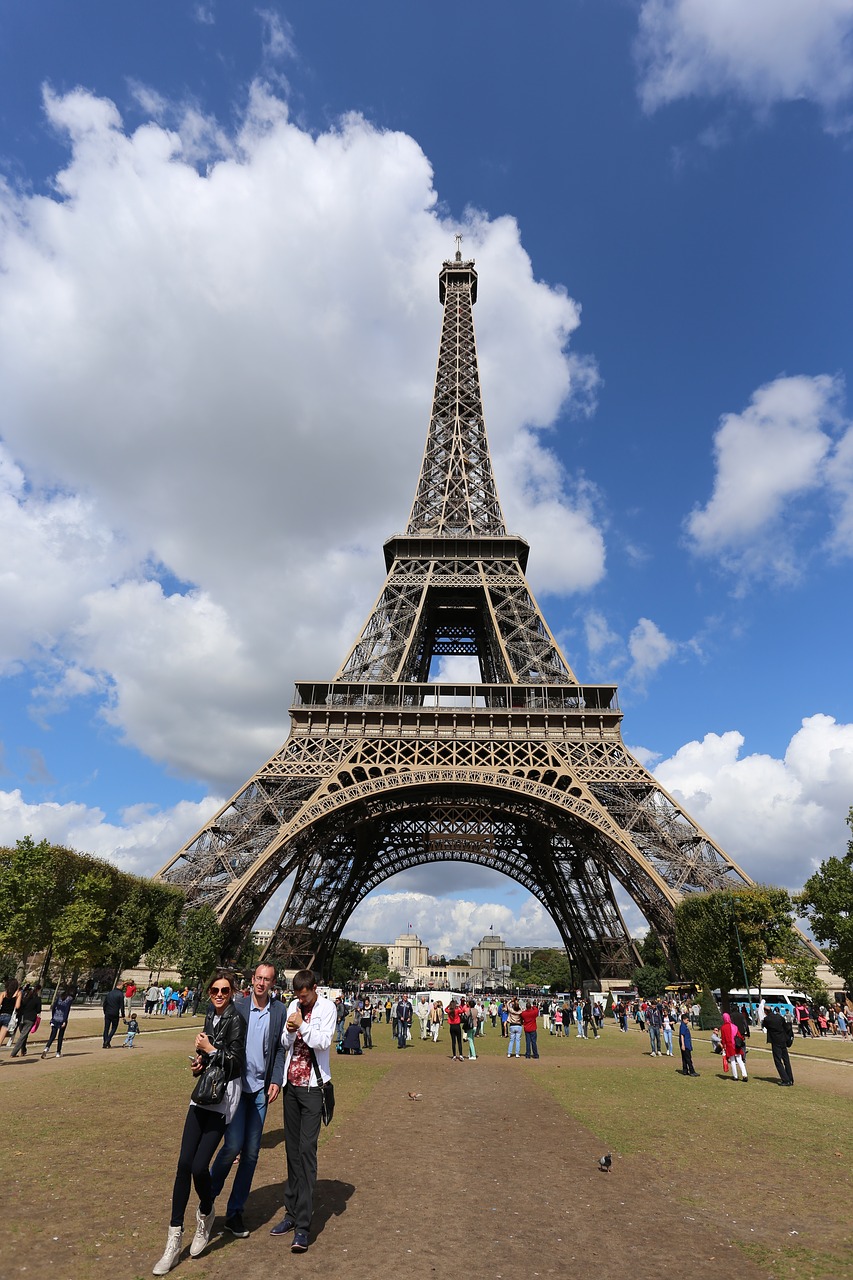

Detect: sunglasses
[209, 985, 231, 996]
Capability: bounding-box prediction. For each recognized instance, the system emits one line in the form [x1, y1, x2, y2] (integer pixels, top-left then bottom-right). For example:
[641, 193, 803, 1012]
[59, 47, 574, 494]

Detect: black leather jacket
[202, 1001, 246, 1082]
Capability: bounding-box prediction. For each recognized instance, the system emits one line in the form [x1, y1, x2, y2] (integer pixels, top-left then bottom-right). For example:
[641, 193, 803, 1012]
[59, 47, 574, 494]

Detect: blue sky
[1, 1, 852, 958]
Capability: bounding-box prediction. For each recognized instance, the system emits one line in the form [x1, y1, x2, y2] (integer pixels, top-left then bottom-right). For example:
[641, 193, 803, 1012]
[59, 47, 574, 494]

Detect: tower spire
[406, 251, 506, 537]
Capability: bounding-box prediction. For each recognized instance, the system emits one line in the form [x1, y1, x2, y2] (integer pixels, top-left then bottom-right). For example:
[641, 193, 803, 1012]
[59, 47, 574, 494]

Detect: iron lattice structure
[157, 250, 817, 982]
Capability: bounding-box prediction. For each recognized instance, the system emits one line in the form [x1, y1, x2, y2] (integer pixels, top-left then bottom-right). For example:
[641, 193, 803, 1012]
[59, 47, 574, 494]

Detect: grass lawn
[3, 1018, 850, 1279]
[1, 1026, 388, 1280]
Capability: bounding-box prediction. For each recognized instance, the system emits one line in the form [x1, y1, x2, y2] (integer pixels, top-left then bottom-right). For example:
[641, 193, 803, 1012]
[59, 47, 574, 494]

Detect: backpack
[460, 1010, 472, 1032]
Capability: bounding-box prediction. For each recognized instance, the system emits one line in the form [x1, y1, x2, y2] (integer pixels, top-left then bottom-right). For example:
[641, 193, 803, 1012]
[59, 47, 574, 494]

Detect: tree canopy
[798, 807, 853, 991]
[0, 836, 184, 980]
[675, 885, 795, 998]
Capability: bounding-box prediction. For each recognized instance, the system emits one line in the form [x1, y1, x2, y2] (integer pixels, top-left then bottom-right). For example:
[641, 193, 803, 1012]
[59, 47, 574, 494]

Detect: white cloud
[258, 8, 296, 62]
[0, 84, 604, 791]
[686, 374, 853, 582]
[347, 882, 564, 958]
[0, 789, 222, 879]
[581, 609, 679, 689]
[654, 713, 853, 888]
[626, 617, 677, 685]
[636, 0, 853, 127]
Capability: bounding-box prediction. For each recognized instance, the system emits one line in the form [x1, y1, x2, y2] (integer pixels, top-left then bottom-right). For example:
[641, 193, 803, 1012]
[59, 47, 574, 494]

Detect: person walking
[430, 999, 443, 1042]
[760, 1000, 795, 1086]
[102, 982, 126, 1048]
[506, 998, 523, 1058]
[41, 989, 73, 1059]
[720, 1011, 748, 1081]
[446, 999, 464, 1060]
[416, 996, 431, 1040]
[8, 983, 42, 1057]
[521, 1000, 540, 1058]
[460, 999, 477, 1059]
[360, 998, 374, 1049]
[648, 1002, 663, 1057]
[208, 962, 286, 1238]
[269, 969, 336, 1253]
[152, 970, 245, 1275]
[662, 1009, 674, 1056]
[395, 994, 413, 1049]
[499, 999, 509, 1038]
[0, 978, 20, 1048]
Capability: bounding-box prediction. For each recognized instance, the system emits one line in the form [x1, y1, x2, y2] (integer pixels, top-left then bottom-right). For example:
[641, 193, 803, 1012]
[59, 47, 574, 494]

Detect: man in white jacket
[269, 969, 336, 1253]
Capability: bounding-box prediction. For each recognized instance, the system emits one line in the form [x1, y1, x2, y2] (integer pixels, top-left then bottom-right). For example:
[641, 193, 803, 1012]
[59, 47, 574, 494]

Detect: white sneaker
[152, 1226, 183, 1275]
[189, 1205, 215, 1257]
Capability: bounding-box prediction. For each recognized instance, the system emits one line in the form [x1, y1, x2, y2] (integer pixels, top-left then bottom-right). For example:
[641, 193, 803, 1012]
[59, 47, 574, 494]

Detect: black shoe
[270, 1215, 296, 1237]
[225, 1212, 249, 1238]
[689, 1071, 700, 1076]
[291, 1230, 309, 1253]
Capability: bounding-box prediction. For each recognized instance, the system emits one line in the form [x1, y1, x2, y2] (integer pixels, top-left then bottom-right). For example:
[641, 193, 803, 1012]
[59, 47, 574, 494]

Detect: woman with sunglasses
[153, 970, 246, 1275]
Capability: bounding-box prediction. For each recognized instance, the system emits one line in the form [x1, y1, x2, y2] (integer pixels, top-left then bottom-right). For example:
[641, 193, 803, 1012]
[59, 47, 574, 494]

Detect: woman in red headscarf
[720, 1011, 747, 1081]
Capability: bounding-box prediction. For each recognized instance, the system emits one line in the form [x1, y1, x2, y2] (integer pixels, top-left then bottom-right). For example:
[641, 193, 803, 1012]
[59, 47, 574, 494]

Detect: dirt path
[189, 1050, 771, 1280]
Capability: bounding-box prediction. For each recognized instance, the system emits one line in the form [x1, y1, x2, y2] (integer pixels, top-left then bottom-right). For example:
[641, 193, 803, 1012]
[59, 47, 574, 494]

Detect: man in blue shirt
[209, 962, 286, 1236]
[679, 1012, 700, 1076]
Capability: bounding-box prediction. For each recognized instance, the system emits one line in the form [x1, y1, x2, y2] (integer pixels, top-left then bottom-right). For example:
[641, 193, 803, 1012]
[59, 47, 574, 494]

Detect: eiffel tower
[158, 245, 764, 983]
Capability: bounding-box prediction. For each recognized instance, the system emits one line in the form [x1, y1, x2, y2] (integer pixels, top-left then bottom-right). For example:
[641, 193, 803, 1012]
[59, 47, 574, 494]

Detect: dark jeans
[449, 1024, 463, 1056]
[397, 1022, 410, 1048]
[283, 1085, 324, 1232]
[103, 1013, 120, 1046]
[524, 1030, 539, 1058]
[680, 1049, 696, 1075]
[170, 1106, 226, 1227]
[361, 1019, 372, 1048]
[771, 1043, 794, 1084]
[44, 1022, 67, 1053]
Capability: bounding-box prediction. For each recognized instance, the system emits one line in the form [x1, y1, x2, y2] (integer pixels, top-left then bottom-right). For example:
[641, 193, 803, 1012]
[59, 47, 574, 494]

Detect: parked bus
[724, 988, 807, 1017]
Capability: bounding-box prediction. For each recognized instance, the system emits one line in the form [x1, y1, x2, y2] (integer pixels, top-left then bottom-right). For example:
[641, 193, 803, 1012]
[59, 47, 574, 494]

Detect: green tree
[637, 931, 668, 967]
[102, 883, 149, 979]
[633, 963, 670, 1000]
[328, 938, 366, 987]
[675, 885, 795, 1001]
[178, 905, 223, 986]
[0, 837, 67, 977]
[799, 808, 853, 990]
[698, 986, 720, 1030]
[52, 870, 111, 971]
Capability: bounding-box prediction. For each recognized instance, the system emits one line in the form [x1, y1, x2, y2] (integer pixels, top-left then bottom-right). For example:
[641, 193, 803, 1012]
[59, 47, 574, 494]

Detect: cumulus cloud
[686, 374, 853, 584]
[0, 788, 222, 878]
[636, 0, 853, 128]
[346, 880, 565, 958]
[0, 83, 604, 791]
[581, 609, 680, 689]
[626, 617, 677, 685]
[654, 713, 853, 888]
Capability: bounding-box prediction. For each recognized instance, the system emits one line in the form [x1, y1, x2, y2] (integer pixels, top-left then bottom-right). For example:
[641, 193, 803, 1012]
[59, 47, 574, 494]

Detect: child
[679, 1012, 699, 1076]
[122, 1014, 140, 1048]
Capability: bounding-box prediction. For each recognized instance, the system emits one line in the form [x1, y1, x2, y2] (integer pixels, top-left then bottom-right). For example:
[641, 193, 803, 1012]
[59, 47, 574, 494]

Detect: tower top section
[406, 250, 503, 537]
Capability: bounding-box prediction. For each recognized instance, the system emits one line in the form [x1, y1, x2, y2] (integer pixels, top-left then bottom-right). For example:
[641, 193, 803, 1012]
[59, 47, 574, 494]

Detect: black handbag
[190, 1016, 230, 1106]
[308, 1047, 335, 1126]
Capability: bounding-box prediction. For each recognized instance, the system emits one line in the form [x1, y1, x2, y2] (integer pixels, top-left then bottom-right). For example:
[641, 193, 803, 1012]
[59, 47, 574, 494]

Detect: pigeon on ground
[598, 1153, 612, 1172]
[407, 1091, 423, 1101]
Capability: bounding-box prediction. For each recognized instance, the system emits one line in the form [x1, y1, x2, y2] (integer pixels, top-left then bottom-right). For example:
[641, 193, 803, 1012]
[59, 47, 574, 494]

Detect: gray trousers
[283, 1084, 324, 1232]
[9, 1019, 35, 1056]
